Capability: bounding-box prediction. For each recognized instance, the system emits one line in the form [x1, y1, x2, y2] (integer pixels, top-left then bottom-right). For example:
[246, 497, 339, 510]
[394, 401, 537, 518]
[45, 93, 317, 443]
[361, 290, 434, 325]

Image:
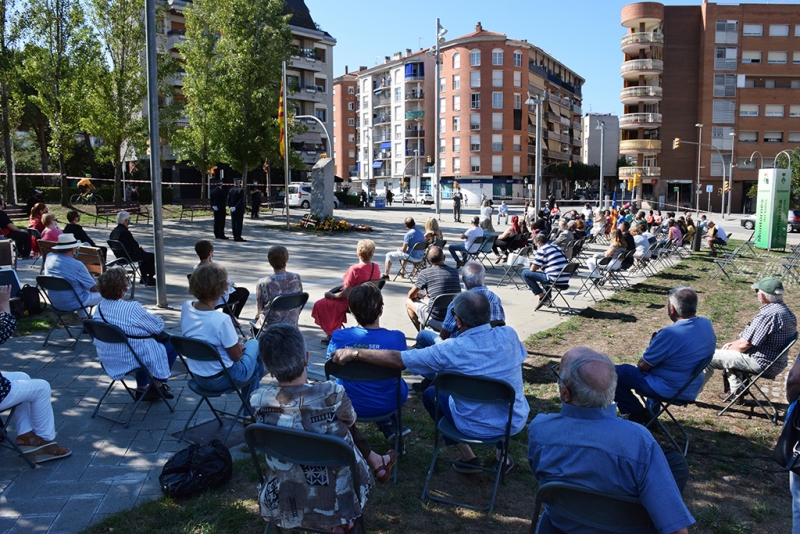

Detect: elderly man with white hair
[528, 347, 694, 534]
[109, 211, 156, 286]
[43, 233, 102, 317]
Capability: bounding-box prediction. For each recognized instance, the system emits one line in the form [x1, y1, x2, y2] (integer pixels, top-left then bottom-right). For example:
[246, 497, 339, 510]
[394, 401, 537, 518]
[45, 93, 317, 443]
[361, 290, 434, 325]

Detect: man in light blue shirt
[529, 347, 693, 534]
[383, 217, 425, 279]
[43, 233, 102, 318]
[615, 286, 716, 423]
[331, 291, 528, 474]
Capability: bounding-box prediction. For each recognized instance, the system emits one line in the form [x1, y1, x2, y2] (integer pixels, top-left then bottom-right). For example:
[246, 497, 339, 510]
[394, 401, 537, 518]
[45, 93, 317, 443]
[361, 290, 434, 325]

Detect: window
[766, 79, 776, 88]
[453, 52, 460, 69]
[492, 155, 502, 173]
[789, 132, 800, 143]
[716, 20, 739, 44]
[492, 49, 503, 66]
[797, 25, 800, 37]
[791, 105, 800, 117]
[470, 134, 480, 151]
[793, 80, 800, 89]
[470, 93, 481, 109]
[513, 134, 521, 151]
[744, 78, 755, 88]
[348, 118, 355, 126]
[470, 156, 480, 172]
[513, 156, 521, 173]
[348, 134, 355, 142]
[715, 46, 737, 69]
[712, 100, 735, 123]
[513, 51, 522, 67]
[470, 49, 481, 67]
[492, 113, 503, 130]
[768, 51, 788, 64]
[740, 104, 759, 116]
[453, 115, 461, 131]
[492, 70, 503, 87]
[395, 143, 402, 157]
[770, 24, 790, 37]
[513, 93, 521, 109]
[470, 114, 480, 130]
[513, 71, 521, 88]
[742, 50, 762, 63]
[739, 130, 758, 142]
[439, 138, 446, 154]
[439, 77, 446, 93]
[439, 117, 446, 134]
[713, 74, 736, 97]
[794, 52, 800, 64]
[349, 149, 355, 158]
[764, 157, 776, 168]
[395, 124, 401, 139]
[315, 109, 327, 122]
[453, 74, 460, 90]
[492, 92, 503, 109]
[348, 86, 355, 94]
[395, 87, 401, 102]
[453, 157, 460, 173]
[711, 126, 734, 150]
[348, 102, 354, 110]
[439, 97, 446, 113]
[764, 131, 784, 143]
[710, 153, 732, 176]
[453, 137, 460, 152]
[453, 94, 461, 111]
[765, 104, 784, 117]
[743, 23, 763, 36]
[492, 134, 503, 151]
[470, 71, 480, 88]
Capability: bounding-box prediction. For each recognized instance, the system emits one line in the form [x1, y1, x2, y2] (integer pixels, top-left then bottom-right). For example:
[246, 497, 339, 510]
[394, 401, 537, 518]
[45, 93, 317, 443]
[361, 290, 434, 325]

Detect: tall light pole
[728, 131, 735, 216]
[433, 18, 447, 219]
[674, 136, 727, 218]
[596, 120, 606, 209]
[525, 92, 543, 211]
[695, 123, 703, 213]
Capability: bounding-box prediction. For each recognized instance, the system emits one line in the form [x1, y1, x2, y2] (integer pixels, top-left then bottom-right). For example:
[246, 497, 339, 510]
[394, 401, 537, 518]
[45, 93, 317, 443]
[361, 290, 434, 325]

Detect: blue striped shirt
[531, 243, 570, 285]
[440, 286, 505, 337]
[44, 253, 97, 310]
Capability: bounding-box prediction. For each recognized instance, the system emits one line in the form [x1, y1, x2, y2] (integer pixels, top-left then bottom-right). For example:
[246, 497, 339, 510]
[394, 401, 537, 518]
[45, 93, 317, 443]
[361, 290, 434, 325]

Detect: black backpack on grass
[10, 285, 45, 319]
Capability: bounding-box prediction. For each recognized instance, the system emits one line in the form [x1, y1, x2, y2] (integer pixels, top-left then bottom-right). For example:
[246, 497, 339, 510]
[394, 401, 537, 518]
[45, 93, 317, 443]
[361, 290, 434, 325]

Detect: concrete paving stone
[46, 453, 96, 482]
[0, 496, 67, 517]
[155, 440, 188, 454]
[7, 514, 56, 534]
[126, 438, 161, 454]
[119, 451, 173, 468]
[94, 480, 144, 515]
[0, 516, 17, 532]
[34, 480, 111, 498]
[78, 465, 148, 483]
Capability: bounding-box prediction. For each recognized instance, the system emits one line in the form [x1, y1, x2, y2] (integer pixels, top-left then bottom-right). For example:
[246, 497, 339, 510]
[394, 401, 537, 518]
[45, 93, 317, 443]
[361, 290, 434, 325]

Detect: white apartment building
[581, 113, 621, 184]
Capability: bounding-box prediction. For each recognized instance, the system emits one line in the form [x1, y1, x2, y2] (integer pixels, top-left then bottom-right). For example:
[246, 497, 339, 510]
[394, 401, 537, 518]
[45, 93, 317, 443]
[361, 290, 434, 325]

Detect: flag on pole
[610, 190, 618, 229]
[278, 80, 285, 158]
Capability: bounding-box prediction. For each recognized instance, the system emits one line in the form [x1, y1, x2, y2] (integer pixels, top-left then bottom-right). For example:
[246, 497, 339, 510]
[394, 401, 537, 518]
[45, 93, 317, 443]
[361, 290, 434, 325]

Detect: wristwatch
[352, 349, 360, 361]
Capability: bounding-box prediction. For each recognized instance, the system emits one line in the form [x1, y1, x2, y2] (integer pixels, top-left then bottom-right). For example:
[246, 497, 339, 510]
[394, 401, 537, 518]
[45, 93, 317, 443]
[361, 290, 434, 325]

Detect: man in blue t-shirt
[383, 217, 425, 279]
[615, 286, 716, 423]
[326, 283, 409, 441]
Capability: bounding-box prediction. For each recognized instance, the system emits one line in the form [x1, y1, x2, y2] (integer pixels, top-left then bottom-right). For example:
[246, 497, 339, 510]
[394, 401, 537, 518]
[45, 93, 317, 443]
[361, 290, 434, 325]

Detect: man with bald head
[528, 347, 694, 534]
[406, 246, 460, 332]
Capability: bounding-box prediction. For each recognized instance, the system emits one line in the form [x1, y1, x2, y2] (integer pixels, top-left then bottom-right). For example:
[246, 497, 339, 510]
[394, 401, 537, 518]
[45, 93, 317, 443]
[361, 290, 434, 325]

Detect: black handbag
[772, 400, 800, 475]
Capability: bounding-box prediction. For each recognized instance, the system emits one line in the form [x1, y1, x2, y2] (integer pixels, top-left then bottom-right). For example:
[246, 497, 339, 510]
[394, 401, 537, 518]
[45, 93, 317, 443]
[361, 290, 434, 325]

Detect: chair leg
[420, 434, 444, 503]
[0, 408, 37, 468]
[179, 396, 222, 443]
[92, 381, 118, 419]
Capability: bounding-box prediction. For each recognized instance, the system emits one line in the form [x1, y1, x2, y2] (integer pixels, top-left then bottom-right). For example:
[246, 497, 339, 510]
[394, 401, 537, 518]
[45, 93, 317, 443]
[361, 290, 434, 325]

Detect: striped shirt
[531, 243, 570, 286]
[740, 302, 797, 378]
[92, 298, 171, 381]
[440, 286, 505, 338]
[44, 253, 97, 310]
[414, 264, 461, 323]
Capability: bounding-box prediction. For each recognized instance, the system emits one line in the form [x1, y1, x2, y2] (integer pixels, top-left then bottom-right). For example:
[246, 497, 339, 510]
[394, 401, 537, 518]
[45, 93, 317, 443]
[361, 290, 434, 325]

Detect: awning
[293, 132, 322, 143]
[548, 102, 559, 114]
[372, 161, 383, 168]
[380, 141, 391, 149]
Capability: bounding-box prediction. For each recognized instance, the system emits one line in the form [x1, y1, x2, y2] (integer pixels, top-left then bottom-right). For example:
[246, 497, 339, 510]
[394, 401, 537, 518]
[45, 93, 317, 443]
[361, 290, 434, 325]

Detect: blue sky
[305, 0, 800, 116]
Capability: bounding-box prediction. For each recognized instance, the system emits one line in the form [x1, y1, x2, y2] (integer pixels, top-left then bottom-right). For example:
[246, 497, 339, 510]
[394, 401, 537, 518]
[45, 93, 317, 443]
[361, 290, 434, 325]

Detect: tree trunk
[200, 171, 207, 200]
[59, 152, 67, 207]
[34, 121, 49, 180]
[113, 151, 122, 202]
[0, 81, 14, 203]
[83, 131, 97, 178]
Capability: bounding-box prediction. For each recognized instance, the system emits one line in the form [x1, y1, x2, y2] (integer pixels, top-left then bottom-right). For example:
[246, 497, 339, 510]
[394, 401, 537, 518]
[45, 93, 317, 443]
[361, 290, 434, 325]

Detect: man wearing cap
[706, 277, 798, 398]
[210, 178, 228, 240]
[25, 190, 44, 217]
[44, 234, 101, 317]
[227, 177, 246, 242]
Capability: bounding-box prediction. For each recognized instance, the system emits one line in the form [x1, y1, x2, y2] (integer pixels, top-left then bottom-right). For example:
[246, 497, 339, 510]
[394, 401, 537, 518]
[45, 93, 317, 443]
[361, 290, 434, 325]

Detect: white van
[287, 184, 339, 209]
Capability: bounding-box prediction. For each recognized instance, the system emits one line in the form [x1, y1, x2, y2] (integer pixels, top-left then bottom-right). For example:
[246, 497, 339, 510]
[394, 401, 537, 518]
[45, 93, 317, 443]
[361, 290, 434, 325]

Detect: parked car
[287, 184, 339, 209]
[740, 210, 800, 231]
[416, 192, 434, 204]
[400, 192, 416, 203]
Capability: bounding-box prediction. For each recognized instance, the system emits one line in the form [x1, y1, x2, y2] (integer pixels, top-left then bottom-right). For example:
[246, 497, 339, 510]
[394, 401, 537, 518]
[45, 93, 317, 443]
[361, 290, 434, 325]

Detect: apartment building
[582, 114, 621, 188]
[332, 68, 364, 181]
[622, 1, 800, 213]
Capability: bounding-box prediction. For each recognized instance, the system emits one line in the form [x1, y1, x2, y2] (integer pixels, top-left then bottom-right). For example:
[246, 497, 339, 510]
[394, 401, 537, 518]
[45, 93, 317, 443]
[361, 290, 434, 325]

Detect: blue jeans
[448, 243, 467, 264]
[614, 363, 661, 414]
[416, 329, 439, 349]
[521, 270, 550, 296]
[193, 339, 266, 411]
[136, 340, 178, 388]
[422, 387, 459, 445]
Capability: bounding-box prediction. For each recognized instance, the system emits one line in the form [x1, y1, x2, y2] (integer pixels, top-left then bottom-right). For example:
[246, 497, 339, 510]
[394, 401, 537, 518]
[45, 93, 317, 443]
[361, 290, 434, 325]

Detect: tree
[0, 0, 19, 198]
[747, 147, 800, 205]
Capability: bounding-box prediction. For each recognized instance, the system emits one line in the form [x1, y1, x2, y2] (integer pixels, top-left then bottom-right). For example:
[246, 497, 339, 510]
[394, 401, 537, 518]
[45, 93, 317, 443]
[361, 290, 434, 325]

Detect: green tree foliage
[0, 0, 21, 197]
[746, 147, 800, 205]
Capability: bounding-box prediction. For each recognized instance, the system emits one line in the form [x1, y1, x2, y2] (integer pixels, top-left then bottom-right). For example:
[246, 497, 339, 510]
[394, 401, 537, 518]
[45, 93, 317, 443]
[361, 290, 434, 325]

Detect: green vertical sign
[754, 169, 791, 250]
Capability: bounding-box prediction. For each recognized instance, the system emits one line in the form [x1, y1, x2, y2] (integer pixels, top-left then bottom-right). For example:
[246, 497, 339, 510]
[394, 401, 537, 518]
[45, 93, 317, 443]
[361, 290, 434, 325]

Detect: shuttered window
[713, 74, 736, 97]
[741, 50, 761, 63]
[738, 131, 758, 142]
[715, 47, 737, 70]
[712, 100, 735, 123]
[739, 104, 759, 117]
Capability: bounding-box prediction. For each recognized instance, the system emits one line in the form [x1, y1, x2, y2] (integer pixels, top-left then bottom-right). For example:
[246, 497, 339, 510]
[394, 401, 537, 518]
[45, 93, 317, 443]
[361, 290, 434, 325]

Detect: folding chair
[536, 263, 579, 316]
[475, 234, 498, 269]
[598, 251, 632, 291]
[36, 275, 93, 349]
[573, 257, 608, 303]
[642, 354, 714, 456]
[711, 243, 745, 281]
[34, 239, 57, 274]
[781, 254, 800, 285]
[394, 241, 428, 281]
[419, 292, 459, 333]
[497, 245, 531, 290]
[107, 239, 140, 299]
[245, 423, 367, 534]
[75, 246, 107, 277]
[365, 278, 386, 290]
[0, 405, 37, 468]
[463, 235, 486, 265]
[171, 335, 256, 443]
[83, 320, 175, 428]
[27, 228, 42, 269]
[742, 231, 757, 256]
[325, 359, 404, 483]
[529, 481, 654, 534]
[421, 372, 515, 514]
[718, 333, 798, 425]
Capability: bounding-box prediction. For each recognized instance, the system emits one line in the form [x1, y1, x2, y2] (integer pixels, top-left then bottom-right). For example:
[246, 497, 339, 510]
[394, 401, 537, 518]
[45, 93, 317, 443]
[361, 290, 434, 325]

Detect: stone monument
[310, 156, 334, 219]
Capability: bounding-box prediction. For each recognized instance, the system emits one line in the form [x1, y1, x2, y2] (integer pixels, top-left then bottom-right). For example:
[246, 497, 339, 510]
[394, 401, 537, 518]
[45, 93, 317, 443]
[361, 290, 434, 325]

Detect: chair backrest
[170, 335, 225, 364]
[426, 292, 458, 320]
[324, 359, 401, 383]
[82, 319, 128, 344]
[75, 246, 105, 276]
[36, 274, 88, 314]
[431, 238, 446, 249]
[489, 320, 506, 328]
[269, 291, 309, 313]
[364, 278, 386, 291]
[27, 228, 41, 239]
[408, 240, 428, 261]
[479, 235, 497, 252]
[107, 239, 132, 262]
[758, 332, 799, 377]
[533, 481, 653, 533]
[38, 240, 57, 266]
[434, 371, 514, 407]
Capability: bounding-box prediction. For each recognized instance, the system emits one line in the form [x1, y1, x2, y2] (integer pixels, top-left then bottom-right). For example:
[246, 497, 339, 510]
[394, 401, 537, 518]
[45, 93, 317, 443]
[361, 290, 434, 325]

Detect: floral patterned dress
[254, 271, 303, 330]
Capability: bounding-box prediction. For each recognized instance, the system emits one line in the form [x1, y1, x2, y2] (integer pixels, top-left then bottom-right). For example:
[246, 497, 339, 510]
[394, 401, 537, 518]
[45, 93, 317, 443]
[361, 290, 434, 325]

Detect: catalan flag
[278, 80, 285, 158]
[610, 190, 618, 229]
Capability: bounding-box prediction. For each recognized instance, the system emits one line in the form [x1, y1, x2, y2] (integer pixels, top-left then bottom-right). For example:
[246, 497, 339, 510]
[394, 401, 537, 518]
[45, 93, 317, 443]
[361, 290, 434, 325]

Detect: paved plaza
[0, 203, 772, 533]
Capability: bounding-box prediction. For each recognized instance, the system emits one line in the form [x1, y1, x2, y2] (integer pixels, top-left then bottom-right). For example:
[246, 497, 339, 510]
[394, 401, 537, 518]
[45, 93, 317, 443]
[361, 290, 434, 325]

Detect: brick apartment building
[332, 68, 365, 182]
[622, 1, 800, 213]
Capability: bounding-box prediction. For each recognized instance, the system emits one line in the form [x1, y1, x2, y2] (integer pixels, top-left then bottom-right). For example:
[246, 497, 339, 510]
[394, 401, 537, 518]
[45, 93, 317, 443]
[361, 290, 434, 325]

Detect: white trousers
[704, 349, 764, 392]
[0, 372, 55, 441]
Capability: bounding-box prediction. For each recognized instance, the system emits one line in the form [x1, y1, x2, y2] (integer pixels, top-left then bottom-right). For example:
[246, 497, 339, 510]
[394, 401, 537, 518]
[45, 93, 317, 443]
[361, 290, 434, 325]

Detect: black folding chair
[0, 405, 37, 468]
[642, 354, 714, 456]
[107, 239, 140, 299]
[420, 372, 515, 514]
[171, 335, 256, 443]
[27, 228, 42, 270]
[419, 292, 459, 333]
[464, 235, 486, 265]
[325, 359, 404, 483]
[245, 423, 366, 534]
[475, 234, 498, 269]
[573, 256, 608, 303]
[497, 245, 532, 290]
[711, 243, 746, 281]
[394, 241, 428, 281]
[36, 275, 93, 349]
[529, 481, 654, 534]
[536, 263, 579, 316]
[83, 320, 175, 428]
[718, 333, 798, 425]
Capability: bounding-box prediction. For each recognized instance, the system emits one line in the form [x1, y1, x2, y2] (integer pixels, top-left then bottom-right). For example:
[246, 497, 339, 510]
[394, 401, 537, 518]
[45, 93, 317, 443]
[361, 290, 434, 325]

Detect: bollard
[692, 225, 703, 252]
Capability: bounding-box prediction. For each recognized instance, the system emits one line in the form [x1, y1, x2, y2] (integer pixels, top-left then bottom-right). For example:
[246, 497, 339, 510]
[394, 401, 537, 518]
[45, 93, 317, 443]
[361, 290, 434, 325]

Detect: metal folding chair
[394, 241, 428, 281]
[0, 405, 37, 468]
[83, 320, 175, 428]
[421, 372, 515, 514]
[463, 235, 486, 265]
[107, 239, 140, 299]
[245, 423, 366, 534]
[325, 359, 404, 483]
[536, 262, 579, 316]
[711, 243, 745, 281]
[475, 234, 498, 269]
[497, 246, 532, 290]
[419, 292, 459, 333]
[36, 275, 93, 349]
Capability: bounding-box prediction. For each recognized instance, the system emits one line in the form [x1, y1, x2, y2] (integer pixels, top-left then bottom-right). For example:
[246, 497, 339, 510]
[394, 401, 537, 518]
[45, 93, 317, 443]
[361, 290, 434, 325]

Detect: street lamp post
[433, 18, 447, 220]
[695, 123, 703, 213]
[525, 93, 543, 212]
[728, 131, 735, 216]
[596, 120, 606, 209]
[674, 137, 727, 218]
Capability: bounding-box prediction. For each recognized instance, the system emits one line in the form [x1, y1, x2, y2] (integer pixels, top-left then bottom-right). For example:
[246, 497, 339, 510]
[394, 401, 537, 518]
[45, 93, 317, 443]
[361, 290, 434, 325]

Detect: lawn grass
[81, 242, 798, 533]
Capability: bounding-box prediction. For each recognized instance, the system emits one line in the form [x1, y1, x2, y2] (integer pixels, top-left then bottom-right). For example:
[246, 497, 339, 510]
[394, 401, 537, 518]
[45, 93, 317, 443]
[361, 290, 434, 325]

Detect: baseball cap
[752, 277, 784, 295]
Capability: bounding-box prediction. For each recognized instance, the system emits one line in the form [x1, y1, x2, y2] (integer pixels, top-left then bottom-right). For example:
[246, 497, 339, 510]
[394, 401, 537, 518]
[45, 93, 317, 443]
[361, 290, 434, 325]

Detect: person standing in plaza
[452, 187, 463, 222]
[210, 178, 228, 240]
[228, 176, 246, 242]
[250, 182, 262, 219]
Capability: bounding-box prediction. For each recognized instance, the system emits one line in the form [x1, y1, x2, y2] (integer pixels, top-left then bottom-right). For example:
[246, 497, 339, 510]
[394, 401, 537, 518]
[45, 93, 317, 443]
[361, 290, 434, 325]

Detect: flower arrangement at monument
[298, 214, 372, 232]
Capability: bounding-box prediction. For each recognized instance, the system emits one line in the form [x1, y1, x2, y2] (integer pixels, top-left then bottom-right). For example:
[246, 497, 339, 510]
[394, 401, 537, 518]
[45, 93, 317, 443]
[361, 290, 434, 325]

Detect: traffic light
[627, 179, 633, 191]
[672, 138, 680, 149]
[146, 139, 151, 156]
[633, 173, 641, 187]
[724, 181, 732, 192]
[718, 188, 723, 196]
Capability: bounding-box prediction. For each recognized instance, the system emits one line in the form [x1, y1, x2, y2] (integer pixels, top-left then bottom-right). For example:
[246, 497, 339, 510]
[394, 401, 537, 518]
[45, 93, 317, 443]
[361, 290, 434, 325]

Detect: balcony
[373, 152, 391, 160]
[406, 129, 425, 138]
[374, 169, 391, 177]
[571, 104, 582, 115]
[405, 110, 424, 120]
[167, 29, 185, 50]
[620, 59, 663, 80]
[619, 166, 661, 178]
[544, 91, 571, 108]
[374, 97, 391, 108]
[621, 32, 664, 54]
[545, 150, 571, 161]
[619, 139, 662, 154]
[571, 137, 582, 147]
[620, 112, 662, 129]
[572, 121, 582, 131]
[372, 134, 391, 143]
[620, 85, 662, 104]
[297, 118, 325, 134]
[544, 112, 570, 127]
[406, 90, 425, 100]
[291, 51, 324, 72]
[374, 115, 391, 124]
[405, 74, 424, 82]
[544, 131, 570, 144]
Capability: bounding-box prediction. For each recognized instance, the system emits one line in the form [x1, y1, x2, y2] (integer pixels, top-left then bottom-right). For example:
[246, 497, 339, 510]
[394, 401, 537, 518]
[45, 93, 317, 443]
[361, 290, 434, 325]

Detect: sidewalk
[0, 205, 651, 533]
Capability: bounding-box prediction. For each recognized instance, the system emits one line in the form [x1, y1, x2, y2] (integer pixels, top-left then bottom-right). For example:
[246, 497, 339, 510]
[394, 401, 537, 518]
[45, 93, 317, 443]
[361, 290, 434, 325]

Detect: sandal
[26, 443, 71, 463]
[14, 433, 54, 454]
[373, 450, 397, 483]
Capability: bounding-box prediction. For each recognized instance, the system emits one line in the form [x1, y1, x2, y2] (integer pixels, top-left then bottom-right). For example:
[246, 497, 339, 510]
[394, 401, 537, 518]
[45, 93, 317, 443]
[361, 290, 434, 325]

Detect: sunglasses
[551, 363, 561, 382]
